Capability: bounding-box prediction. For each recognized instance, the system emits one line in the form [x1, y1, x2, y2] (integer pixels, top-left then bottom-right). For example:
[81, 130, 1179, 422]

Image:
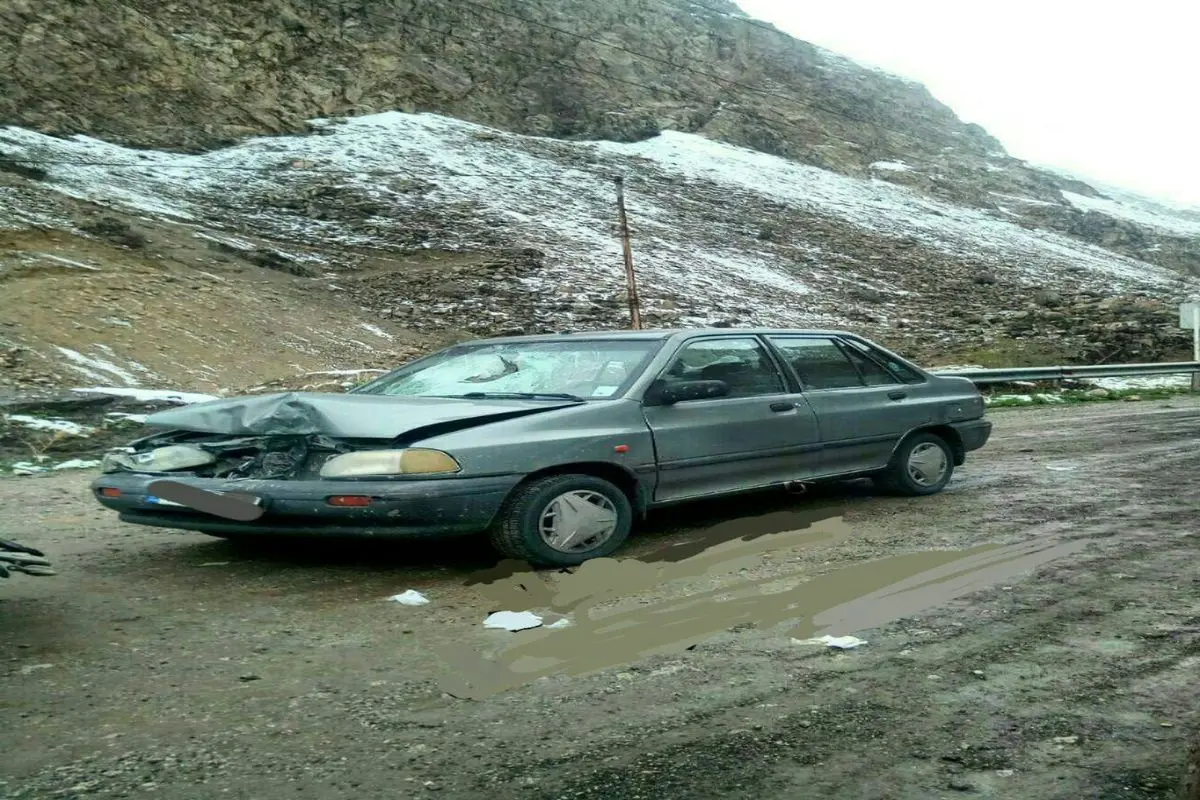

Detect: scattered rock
[80, 217, 148, 249]
[245, 249, 317, 277]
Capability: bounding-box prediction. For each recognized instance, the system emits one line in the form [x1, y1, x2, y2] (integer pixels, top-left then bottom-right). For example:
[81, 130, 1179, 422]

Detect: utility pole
[615, 176, 643, 330]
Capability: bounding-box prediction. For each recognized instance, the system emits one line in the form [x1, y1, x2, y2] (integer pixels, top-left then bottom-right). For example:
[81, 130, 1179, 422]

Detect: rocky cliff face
[5, 0, 1196, 274]
[3, 0, 989, 161]
[2, 0, 1199, 395]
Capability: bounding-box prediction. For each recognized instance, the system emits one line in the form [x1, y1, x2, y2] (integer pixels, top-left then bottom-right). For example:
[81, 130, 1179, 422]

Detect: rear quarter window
[841, 338, 927, 384]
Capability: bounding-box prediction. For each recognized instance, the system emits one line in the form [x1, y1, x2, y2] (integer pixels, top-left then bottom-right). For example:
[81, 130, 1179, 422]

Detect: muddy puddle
[431, 508, 1089, 699]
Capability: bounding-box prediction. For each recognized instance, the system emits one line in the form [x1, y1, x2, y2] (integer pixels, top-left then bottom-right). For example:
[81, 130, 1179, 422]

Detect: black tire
[489, 474, 634, 568]
[875, 431, 954, 496]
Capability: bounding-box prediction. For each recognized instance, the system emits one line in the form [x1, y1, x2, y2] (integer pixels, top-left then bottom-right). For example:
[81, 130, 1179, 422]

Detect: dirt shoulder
[2, 398, 1199, 799]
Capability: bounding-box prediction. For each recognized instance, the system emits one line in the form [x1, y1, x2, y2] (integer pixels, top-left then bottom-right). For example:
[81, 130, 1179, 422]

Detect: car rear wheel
[489, 474, 634, 567]
[876, 431, 954, 496]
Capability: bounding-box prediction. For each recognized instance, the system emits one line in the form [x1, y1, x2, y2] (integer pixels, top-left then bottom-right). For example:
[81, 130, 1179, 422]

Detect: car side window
[658, 337, 786, 399]
[840, 343, 900, 386]
[767, 337, 867, 390]
[842, 338, 927, 384]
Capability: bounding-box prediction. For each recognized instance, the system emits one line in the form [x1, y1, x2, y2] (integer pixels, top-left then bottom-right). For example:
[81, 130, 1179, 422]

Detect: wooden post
[615, 176, 643, 330]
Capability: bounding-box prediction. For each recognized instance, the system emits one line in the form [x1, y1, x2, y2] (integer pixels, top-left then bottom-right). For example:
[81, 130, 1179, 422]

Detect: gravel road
[3, 398, 1199, 799]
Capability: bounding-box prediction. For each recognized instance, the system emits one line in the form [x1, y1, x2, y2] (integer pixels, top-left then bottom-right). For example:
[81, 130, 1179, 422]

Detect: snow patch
[39, 253, 101, 271]
[0, 109, 1185, 336]
[106, 412, 149, 423]
[987, 192, 1058, 208]
[55, 347, 141, 386]
[869, 161, 912, 172]
[71, 387, 220, 404]
[1061, 190, 1200, 237]
[11, 458, 102, 475]
[359, 323, 394, 340]
[4, 414, 93, 436]
[311, 369, 387, 377]
[1088, 375, 1191, 391]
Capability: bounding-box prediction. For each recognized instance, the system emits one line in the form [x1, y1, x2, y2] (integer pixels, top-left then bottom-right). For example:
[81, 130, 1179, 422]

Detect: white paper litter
[792, 634, 868, 649]
[483, 610, 544, 631]
[388, 590, 430, 606]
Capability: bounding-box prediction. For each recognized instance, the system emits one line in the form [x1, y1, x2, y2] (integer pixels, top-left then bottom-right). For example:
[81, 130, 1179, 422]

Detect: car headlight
[102, 444, 216, 473]
[319, 448, 462, 478]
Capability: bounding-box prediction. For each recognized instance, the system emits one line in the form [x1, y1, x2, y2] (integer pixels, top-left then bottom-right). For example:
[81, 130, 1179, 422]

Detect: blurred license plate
[145, 492, 263, 508]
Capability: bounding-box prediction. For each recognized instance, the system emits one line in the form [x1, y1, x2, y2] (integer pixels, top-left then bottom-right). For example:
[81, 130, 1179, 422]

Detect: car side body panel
[88, 327, 993, 545]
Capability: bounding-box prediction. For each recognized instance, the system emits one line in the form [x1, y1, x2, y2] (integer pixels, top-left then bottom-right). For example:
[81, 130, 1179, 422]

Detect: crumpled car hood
[141, 391, 580, 438]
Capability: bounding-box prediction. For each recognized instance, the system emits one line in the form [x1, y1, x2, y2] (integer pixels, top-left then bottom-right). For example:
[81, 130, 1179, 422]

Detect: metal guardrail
[930, 361, 1200, 385]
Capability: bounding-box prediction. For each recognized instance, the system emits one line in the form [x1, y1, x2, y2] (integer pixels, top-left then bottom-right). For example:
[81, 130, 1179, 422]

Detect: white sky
[734, 0, 1200, 207]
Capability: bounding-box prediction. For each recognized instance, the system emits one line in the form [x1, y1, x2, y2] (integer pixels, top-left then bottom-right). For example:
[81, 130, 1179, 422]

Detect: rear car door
[764, 335, 935, 477]
[641, 335, 821, 503]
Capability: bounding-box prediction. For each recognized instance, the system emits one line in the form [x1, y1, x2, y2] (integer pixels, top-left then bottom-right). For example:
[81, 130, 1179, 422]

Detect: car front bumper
[89, 472, 524, 538]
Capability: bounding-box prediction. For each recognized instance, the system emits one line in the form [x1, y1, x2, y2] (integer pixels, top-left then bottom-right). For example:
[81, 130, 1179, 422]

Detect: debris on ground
[0, 537, 55, 578]
[792, 634, 869, 649]
[388, 590, 431, 606]
[483, 611, 544, 631]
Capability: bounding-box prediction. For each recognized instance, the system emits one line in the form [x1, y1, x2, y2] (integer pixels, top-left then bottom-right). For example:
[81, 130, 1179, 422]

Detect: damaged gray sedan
[90, 328, 992, 567]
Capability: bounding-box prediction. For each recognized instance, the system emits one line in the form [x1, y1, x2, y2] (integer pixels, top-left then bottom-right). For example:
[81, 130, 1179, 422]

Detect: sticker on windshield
[592, 385, 619, 397]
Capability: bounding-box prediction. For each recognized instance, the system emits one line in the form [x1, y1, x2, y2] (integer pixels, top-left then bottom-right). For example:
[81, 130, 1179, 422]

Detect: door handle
[769, 401, 795, 412]
[887, 390, 908, 401]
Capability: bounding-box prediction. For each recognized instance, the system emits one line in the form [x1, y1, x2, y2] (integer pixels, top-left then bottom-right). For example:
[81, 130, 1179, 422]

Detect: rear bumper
[89, 472, 524, 539]
[951, 418, 992, 455]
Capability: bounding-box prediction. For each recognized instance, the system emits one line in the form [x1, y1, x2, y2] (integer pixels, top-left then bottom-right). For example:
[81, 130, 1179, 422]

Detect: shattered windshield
[354, 339, 663, 400]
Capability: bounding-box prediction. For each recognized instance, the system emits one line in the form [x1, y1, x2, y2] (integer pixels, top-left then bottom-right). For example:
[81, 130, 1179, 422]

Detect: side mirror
[658, 379, 729, 405]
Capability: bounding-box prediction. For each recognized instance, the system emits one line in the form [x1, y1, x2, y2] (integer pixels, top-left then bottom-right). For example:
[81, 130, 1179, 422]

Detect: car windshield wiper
[456, 391, 586, 402]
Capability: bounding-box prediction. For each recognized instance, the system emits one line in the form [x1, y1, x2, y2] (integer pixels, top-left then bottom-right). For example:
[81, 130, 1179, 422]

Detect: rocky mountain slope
[2, 0, 1199, 396]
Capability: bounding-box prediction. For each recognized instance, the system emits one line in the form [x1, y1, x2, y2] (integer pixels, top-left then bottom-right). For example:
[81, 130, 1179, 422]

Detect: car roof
[455, 327, 866, 346]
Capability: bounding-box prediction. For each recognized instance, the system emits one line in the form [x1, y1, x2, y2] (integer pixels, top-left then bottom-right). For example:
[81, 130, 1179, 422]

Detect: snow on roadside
[1087, 375, 1191, 391]
[928, 363, 986, 373]
[106, 412, 149, 423]
[3, 415, 94, 436]
[984, 393, 1063, 405]
[10, 458, 102, 475]
[313, 369, 387, 377]
[70, 387, 220, 404]
[0, 110, 1183, 335]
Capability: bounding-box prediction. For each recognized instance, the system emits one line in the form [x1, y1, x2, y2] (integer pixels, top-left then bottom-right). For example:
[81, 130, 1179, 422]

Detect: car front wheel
[488, 474, 634, 567]
[876, 431, 954, 496]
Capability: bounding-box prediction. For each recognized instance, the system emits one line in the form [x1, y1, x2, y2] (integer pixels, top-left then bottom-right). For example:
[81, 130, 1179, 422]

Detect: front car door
[763, 335, 936, 477]
[640, 335, 822, 503]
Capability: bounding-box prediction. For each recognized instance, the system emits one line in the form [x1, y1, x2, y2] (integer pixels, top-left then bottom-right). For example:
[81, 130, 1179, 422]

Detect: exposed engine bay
[102, 430, 368, 481]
